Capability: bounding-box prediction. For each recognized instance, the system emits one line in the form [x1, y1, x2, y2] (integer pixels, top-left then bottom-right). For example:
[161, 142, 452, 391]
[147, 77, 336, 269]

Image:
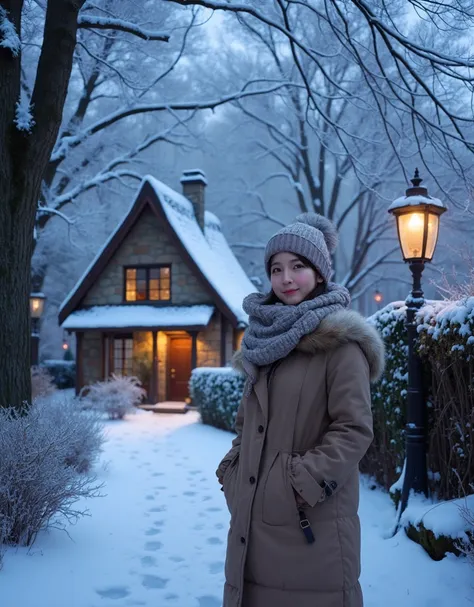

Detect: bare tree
[201, 9, 403, 296]
[0, 0, 295, 409]
[170, 0, 474, 195]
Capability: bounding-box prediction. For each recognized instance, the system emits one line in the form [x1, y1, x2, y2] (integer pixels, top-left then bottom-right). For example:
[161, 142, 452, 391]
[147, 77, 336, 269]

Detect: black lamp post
[30, 283, 46, 367]
[388, 169, 446, 515]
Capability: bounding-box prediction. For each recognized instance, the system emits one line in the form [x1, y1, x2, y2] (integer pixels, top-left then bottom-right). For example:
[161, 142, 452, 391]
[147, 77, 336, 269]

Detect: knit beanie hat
[264, 212, 338, 283]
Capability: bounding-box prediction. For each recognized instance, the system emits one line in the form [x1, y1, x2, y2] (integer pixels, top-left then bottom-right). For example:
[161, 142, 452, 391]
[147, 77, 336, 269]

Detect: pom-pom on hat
[264, 212, 338, 283]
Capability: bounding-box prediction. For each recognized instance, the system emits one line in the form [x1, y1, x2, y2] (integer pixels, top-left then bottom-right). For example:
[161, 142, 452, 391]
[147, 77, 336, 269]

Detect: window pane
[126, 268, 136, 280]
[150, 268, 160, 280]
[160, 278, 170, 290]
[149, 289, 160, 301]
[161, 267, 170, 278]
[161, 289, 171, 301]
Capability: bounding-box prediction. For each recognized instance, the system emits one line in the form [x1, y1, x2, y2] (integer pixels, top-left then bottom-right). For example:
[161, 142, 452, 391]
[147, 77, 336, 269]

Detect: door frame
[166, 333, 192, 401]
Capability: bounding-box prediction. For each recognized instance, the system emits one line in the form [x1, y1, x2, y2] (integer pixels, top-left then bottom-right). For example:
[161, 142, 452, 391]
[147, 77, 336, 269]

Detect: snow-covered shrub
[42, 396, 104, 473]
[365, 297, 473, 503]
[190, 368, 245, 432]
[31, 365, 56, 400]
[0, 400, 103, 547]
[418, 298, 474, 500]
[81, 374, 146, 420]
[41, 359, 76, 390]
[363, 302, 409, 495]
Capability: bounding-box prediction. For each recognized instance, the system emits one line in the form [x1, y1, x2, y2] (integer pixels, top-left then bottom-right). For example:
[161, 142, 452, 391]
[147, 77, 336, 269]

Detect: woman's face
[270, 252, 323, 305]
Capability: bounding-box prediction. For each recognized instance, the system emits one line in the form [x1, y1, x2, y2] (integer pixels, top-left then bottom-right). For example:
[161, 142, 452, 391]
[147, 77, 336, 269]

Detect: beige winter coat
[216, 309, 385, 607]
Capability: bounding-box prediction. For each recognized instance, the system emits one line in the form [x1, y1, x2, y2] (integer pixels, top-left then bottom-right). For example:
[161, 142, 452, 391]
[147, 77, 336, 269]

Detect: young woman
[216, 213, 385, 607]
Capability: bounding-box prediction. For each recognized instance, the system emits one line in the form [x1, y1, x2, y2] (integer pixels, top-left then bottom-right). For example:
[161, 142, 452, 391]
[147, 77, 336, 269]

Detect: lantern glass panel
[424, 212, 440, 261]
[30, 296, 45, 318]
[397, 211, 426, 260]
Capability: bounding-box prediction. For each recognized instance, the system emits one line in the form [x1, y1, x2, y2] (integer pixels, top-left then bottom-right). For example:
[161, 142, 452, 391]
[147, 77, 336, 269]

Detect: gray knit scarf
[240, 282, 351, 387]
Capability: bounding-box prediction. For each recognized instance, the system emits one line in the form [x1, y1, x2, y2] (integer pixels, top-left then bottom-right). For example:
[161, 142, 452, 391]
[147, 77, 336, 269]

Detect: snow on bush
[81, 374, 146, 420]
[363, 302, 409, 494]
[0, 398, 104, 547]
[418, 297, 474, 500]
[364, 297, 473, 503]
[31, 365, 56, 400]
[190, 367, 245, 432]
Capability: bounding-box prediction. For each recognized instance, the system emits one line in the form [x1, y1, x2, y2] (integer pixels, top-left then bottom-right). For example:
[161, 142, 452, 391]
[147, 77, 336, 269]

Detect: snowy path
[2, 411, 473, 607]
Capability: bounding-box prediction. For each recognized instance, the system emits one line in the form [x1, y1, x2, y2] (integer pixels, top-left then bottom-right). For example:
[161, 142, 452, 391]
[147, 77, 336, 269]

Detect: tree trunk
[0, 181, 37, 410]
[0, 0, 85, 409]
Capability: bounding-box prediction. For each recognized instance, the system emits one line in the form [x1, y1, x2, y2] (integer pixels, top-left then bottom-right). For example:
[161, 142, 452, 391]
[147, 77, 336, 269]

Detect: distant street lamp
[30, 284, 46, 367]
[374, 290, 383, 308]
[388, 169, 446, 515]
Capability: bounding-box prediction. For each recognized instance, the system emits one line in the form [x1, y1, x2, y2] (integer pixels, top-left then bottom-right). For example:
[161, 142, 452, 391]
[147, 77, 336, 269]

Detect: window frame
[112, 334, 134, 376]
[123, 264, 172, 304]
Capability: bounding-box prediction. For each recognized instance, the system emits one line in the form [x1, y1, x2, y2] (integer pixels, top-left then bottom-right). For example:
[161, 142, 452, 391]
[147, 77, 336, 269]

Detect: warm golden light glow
[374, 291, 383, 304]
[397, 211, 440, 261]
[29, 295, 45, 318]
[398, 212, 426, 259]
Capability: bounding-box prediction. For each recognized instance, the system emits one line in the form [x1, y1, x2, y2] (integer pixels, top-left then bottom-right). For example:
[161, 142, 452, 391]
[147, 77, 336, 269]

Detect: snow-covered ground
[2, 411, 472, 607]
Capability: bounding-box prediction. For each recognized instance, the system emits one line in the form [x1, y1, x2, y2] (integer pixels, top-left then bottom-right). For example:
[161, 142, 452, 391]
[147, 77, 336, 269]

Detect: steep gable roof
[59, 176, 256, 327]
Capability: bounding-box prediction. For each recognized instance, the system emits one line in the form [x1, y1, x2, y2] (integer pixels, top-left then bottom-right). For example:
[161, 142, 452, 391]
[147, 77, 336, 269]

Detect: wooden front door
[168, 335, 192, 401]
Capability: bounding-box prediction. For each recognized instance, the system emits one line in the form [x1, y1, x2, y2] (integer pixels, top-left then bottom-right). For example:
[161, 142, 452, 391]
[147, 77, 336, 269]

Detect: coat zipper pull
[298, 510, 315, 544]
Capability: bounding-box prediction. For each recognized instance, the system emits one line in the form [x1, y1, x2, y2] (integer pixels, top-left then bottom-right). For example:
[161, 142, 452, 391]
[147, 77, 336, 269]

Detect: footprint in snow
[183, 491, 196, 496]
[193, 523, 205, 531]
[208, 561, 224, 574]
[207, 537, 223, 545]
[145, 527, 161, 536]
[145, 494, 155, 501]
[144, 541, 163, 552]
[95, 586, 130, 600]
[142, 575, 169, 589]
[152, 472, 164, 477]
[169, 555, 185, 563]
[214, 523, 224, 530]
[206, 507, 222, 512]
[140, 555, 157, 567]
[197, 595, 222, 607]
[202, 495, 212, 502]
[189, 470, 202, 475]
[164, 594, 180, 601]
[149, 505, 166, 513]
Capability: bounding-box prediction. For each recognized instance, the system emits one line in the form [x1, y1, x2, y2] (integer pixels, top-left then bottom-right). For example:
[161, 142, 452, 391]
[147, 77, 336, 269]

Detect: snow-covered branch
[77, 16, 170, 42]
[0, 7, 21, 57]
[50, 81, 297, 164]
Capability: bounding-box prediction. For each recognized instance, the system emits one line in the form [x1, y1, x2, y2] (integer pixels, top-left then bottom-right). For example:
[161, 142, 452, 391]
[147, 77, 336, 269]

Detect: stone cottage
[58, 170, 256, 403]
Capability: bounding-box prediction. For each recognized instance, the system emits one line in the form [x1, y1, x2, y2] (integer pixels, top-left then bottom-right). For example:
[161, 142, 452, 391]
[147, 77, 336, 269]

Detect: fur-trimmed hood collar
[233, 309, 385, 382]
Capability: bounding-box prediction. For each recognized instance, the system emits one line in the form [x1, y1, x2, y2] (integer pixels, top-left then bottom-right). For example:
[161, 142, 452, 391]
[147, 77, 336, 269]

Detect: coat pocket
[222, 454, 239, 513]
[261, 451, 296, 526]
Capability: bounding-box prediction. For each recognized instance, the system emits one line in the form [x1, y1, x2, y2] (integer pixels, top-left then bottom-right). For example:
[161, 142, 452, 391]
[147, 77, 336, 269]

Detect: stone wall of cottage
[79, 319, 237, 399]
[82, 332, 102, 386]
[84, 206, 213, 307]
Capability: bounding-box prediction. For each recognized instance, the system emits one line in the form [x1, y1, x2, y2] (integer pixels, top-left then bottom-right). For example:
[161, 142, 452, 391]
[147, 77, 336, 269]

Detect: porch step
[138, 401, 188, 414]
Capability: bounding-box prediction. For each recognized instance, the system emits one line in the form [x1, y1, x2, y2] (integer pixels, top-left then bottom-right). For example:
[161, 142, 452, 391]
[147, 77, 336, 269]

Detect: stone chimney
[180, 169, 207, 231]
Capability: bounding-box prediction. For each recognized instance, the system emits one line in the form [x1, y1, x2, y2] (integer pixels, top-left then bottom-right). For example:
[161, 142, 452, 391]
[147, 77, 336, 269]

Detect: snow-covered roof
[62, 305, 215, 330]
[144, 176, 255, 324]
[59, 175, 256, 326]
[388, 193, 446, 211]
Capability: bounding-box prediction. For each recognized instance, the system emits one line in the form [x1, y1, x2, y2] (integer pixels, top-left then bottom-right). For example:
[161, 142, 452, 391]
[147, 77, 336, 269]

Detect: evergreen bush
[190, 368, 244, 432]
[41, 359, 76, 390]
